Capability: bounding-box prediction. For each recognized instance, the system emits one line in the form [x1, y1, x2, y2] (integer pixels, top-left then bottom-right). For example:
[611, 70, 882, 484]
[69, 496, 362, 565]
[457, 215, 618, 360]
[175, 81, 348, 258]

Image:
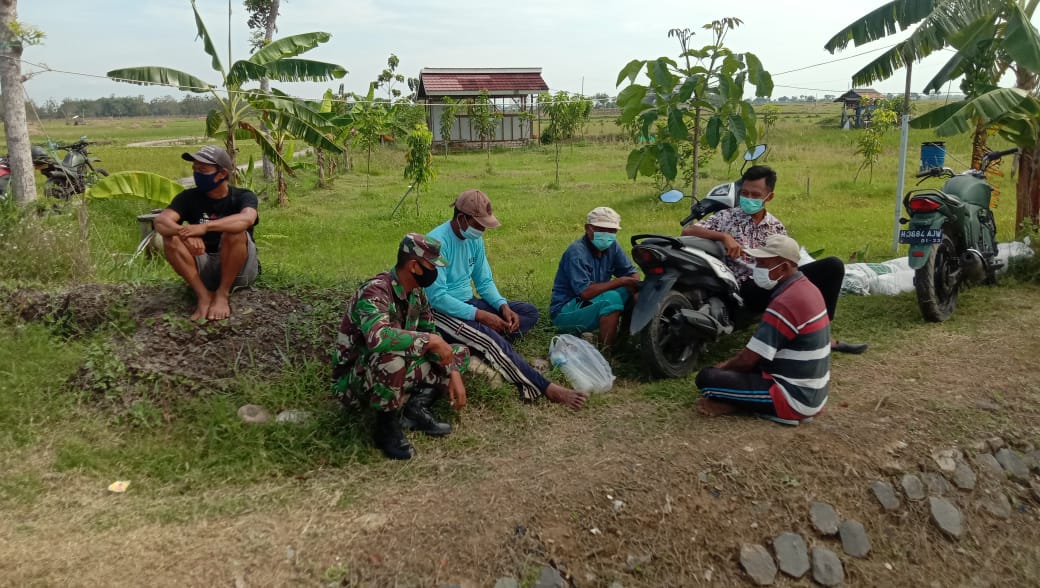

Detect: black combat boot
[374, 409, 414, 460]
[400, 387, 452, 437]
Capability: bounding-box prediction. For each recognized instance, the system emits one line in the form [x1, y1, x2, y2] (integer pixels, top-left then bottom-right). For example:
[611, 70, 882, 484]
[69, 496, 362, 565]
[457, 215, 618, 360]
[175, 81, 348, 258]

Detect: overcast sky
[18, 0, 1036, 104]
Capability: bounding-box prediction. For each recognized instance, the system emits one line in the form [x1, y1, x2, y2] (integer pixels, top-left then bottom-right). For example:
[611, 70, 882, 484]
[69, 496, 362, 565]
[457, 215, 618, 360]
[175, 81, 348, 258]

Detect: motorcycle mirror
[744, 144, 767, 161]
[659, 189, 684, 203]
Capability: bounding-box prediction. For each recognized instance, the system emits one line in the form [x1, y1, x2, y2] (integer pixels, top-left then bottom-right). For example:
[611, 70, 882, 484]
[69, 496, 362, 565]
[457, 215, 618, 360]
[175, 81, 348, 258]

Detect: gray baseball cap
[182, 145, 233, 174]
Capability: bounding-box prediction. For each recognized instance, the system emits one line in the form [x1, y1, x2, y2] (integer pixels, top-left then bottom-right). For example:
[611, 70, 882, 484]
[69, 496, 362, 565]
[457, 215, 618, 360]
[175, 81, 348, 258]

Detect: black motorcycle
[628, 145, 766, 378]
[33, 138, 108, 200]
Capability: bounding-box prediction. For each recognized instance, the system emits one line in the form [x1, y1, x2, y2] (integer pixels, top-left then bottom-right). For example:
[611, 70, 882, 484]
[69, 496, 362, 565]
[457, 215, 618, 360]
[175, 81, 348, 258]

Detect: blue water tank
[920, 142, 946, 171]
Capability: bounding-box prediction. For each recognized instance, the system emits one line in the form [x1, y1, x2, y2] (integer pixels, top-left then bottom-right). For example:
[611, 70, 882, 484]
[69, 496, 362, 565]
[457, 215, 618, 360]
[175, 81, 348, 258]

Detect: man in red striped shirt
[695, 234, 831, 425]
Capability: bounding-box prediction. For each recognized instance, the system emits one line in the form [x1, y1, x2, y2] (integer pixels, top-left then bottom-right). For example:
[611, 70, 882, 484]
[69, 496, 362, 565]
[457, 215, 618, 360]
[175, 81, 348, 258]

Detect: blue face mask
[591, 232, 616, 251]
[459, 216, 484, 240]
[739, 196, 766, 215]
[193, 170, 224, 192]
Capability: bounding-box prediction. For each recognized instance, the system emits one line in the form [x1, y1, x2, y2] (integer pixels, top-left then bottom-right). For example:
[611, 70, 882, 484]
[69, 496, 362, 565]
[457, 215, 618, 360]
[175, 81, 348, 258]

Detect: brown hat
[182, 146, 234, 174]
[745, 234, 801, 264]
[450, 189, 501, 229]
[399, 233, 448, 267]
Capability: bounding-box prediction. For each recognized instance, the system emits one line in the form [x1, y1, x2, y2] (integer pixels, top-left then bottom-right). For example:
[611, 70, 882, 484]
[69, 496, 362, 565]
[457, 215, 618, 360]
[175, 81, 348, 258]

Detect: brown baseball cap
[399, 233, 448, 267]
[182, 145, 234, 174]
[450, 189, 501, 229]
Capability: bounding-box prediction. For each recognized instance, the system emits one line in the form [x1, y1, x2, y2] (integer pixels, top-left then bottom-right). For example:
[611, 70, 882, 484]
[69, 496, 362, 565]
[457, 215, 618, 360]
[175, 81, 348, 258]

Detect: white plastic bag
[548, 334, 615, 393]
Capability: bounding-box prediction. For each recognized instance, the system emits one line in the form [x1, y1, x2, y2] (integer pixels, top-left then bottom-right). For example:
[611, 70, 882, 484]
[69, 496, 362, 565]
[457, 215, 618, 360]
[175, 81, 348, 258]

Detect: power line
[14, 41, 934, 109]
[771, 43, 898, 77]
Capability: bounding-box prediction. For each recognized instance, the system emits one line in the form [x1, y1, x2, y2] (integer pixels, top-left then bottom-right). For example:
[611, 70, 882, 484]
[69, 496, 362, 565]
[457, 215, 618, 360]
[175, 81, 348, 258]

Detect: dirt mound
[2, 283, 339, 401]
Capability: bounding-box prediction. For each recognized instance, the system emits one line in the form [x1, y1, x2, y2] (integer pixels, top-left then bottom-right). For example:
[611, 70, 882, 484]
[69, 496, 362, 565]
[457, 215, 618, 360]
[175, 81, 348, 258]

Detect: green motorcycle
[899, 148, 1018, 322]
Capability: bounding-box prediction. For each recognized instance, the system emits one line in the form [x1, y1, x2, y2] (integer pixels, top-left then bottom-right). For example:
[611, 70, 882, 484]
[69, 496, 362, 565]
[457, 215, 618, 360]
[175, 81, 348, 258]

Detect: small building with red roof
[417, 67, 549, 145]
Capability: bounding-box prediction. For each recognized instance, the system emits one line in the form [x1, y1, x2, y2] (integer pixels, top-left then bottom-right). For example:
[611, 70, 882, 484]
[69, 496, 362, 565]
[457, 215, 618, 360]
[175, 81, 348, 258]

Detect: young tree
[469, 90, 502, 162]
[374, 54, 406, 101]
[395, 123, 436, 216]
[108, 0, 345, 181]
[347, 85, 391, 188]
[538, 91, 592, 187]
[854, 108, 898, 182]
[0, 5, 43, 204]
[616, 19, 773, 197]
[758, 104, 782, 142]
[438, 96, 462, 157]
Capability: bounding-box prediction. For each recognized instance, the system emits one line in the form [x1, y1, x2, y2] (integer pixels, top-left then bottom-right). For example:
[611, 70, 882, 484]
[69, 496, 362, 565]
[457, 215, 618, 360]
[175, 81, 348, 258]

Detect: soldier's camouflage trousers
[334, 344, 469, 411]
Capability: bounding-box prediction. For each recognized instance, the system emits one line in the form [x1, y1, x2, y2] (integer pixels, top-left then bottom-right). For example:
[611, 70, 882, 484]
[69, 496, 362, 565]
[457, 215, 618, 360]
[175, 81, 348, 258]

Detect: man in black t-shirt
[154, 146, 259, 321]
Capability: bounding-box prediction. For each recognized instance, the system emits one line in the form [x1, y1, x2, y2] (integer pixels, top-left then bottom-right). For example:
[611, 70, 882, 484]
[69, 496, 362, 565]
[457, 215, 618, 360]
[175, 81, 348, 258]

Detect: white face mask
[752, 263, 785, 290]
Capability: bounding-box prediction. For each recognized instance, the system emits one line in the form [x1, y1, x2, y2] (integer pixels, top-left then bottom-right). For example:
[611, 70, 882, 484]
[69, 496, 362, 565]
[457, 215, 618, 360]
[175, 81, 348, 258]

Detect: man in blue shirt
[427, 189, 587, 410]
[550, 207, 640, 355]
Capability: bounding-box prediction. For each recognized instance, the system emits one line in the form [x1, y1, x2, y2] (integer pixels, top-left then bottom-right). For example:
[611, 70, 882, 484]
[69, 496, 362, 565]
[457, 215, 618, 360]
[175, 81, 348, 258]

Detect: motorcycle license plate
[898, 228, 942, 244]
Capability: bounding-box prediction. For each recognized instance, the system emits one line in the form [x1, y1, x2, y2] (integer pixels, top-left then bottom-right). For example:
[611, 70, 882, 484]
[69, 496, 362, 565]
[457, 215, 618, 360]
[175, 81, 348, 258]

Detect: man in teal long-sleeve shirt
[426, 189, 587, 410]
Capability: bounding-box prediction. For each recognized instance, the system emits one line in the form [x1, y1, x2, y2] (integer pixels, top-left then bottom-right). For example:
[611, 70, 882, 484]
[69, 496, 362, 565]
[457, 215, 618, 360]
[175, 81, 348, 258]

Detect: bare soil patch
[3, 285, 1040, 586]
[2, 283, 337, 402]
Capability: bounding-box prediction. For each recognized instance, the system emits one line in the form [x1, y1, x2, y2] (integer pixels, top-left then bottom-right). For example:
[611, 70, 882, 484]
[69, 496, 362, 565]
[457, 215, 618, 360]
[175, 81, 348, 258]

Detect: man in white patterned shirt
[682, 165, 867, 354]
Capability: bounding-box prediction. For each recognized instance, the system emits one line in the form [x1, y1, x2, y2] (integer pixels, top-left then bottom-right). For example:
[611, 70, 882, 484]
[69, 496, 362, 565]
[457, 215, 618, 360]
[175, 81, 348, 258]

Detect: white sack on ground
[840, 240, 1034, 296]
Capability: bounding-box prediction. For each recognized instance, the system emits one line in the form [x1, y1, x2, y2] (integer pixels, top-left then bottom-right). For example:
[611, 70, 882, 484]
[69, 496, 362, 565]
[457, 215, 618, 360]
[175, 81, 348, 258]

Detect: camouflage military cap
[400, 232, 448, 267]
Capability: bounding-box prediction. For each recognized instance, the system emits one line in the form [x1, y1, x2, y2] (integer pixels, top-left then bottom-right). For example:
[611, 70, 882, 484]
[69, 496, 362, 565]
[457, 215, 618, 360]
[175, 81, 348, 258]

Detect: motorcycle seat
[677, 236, 726, 259]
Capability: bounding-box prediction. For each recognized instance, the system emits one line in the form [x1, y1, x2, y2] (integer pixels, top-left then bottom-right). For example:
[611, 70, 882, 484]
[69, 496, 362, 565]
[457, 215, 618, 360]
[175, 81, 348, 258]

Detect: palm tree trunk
[0, 0, 38, 204]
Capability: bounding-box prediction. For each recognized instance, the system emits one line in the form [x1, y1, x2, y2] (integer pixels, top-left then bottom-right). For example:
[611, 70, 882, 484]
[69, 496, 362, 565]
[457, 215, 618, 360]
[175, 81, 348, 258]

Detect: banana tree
[911, 88, 1040, 229]
[106, 0, 346, 182]
[256, 89, 341, 204]
[824, 0, 1040, 165]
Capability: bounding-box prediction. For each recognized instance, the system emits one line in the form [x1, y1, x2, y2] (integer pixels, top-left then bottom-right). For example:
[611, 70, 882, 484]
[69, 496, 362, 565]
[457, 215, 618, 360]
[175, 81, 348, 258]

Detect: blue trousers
[431, 298, 549, 401]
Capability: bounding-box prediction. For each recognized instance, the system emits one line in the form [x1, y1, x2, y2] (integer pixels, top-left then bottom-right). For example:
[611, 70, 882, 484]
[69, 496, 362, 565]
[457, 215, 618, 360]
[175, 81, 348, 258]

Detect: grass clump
[0, 198, 92, 284]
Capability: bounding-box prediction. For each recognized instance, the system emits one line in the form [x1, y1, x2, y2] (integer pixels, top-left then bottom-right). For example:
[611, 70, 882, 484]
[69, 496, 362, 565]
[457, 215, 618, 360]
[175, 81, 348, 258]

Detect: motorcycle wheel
[43, 179, 75, 200]
[639, 289, 702, 378]
[914, 231, 959, 322]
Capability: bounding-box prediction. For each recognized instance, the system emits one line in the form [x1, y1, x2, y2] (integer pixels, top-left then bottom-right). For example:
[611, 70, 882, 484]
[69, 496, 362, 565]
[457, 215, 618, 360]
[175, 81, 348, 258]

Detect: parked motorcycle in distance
[33, 138, 108, 200]
[627, 144, 767, 378]
[899, 147, 1018, 322]
[0, 155, 10, 198]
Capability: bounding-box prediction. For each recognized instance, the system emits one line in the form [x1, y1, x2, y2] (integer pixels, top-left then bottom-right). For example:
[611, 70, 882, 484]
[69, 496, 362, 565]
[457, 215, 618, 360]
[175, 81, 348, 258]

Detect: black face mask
[413, 264, 438, 288]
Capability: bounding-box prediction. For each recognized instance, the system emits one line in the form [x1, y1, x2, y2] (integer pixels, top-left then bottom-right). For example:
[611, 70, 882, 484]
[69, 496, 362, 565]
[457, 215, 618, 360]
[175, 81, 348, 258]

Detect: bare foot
[207, 292, 231, 321]
[696, 396, 737, 417]
[545, 383, 588, 411]
[190, 292, 213, 321]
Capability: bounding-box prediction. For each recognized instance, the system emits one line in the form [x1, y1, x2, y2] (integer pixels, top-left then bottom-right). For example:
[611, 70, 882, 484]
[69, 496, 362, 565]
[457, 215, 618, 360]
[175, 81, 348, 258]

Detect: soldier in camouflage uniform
[332, 233, 470, 460]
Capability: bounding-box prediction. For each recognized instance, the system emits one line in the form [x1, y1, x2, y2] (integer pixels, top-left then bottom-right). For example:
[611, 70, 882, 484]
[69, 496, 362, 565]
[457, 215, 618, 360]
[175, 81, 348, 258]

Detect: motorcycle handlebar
[984, 147, 1019, 161]
[54, 141, 92, 150]
[679, 212, 696, 226]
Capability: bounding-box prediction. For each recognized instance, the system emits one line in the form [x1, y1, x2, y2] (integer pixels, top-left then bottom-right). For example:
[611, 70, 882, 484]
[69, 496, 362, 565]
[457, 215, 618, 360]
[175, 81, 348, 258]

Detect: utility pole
[892, 60, 912, 252]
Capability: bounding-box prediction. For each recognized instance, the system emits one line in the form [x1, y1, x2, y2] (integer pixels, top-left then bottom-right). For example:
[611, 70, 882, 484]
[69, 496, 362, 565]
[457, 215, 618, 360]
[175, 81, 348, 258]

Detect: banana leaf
[86, 172, 185, 207]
